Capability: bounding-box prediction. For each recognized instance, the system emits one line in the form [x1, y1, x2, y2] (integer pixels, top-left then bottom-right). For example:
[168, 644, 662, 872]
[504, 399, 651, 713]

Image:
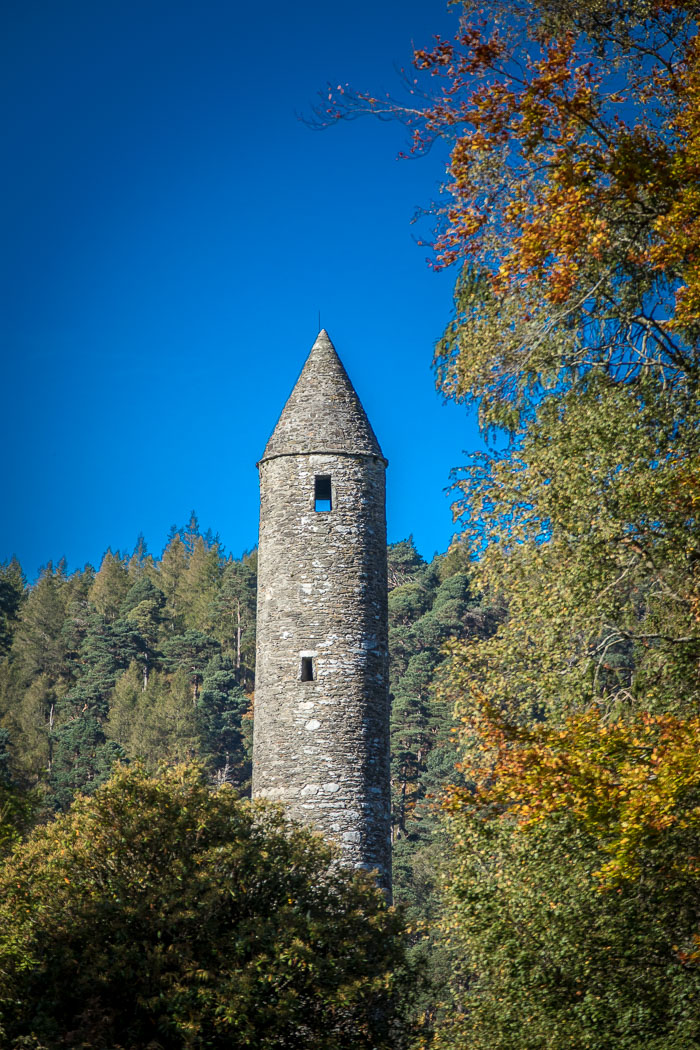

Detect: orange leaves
[394, 2, 699, 336]
[414, 38, 455, 71]
[313, 0, 697, 345]
[448, 692, 700, 887]
[641, 38, 700, 331]
[424, 29, 622, 300]
[494, 182, 613, 301]
[416, 27, 508, 79]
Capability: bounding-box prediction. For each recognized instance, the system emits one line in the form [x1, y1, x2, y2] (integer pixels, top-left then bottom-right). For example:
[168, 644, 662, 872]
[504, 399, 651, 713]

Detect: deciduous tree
[0, 763, 408, 1050]
[318, 2, 700, 1045]
[436, 697, 700, 1050]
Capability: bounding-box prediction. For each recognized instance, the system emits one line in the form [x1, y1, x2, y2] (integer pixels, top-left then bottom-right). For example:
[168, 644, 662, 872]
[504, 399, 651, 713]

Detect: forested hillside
[385, 538, 501, 1007]
[0, 521, 492, 896]
[0, 515, 257, 812]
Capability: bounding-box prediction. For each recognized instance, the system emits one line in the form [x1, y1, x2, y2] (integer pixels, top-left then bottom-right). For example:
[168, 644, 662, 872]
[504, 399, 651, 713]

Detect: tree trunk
[236, 599, 242, 676]
[47, 702, 55, 772]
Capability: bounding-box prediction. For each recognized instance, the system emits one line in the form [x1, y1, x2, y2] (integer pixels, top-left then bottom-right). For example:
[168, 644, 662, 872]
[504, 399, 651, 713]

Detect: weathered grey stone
[252, 330, 392, 893]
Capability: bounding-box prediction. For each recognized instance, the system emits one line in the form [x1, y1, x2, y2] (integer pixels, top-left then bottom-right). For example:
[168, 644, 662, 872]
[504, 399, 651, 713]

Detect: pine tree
[10, 672, 59, 781]
[103, 661, 145, 755]
[162, 630, 220, 700]
[14, 563, 70, 683]
[134, 669, 199, 767]
[154, 534, 189, 631]
[49, 716, 124, 810]
[196, 654, 251, 786]
[179, 536, 222, 633]
[213, 553, 257, 688]
[127, 533, 151, 581]
[88, 550, 129, 621]
[0, 557, 25, 658]
[387, 537, 426, 590]
[46, 614, 144, 807]
[63, 614, 144, 720]
[182, 510, 201, 557]
[120, 576, 165, 688]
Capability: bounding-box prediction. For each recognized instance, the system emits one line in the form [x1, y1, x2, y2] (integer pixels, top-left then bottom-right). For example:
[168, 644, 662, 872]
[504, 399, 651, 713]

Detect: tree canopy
[0, 763, 408, 1050]
[317, 1, 700, 1045]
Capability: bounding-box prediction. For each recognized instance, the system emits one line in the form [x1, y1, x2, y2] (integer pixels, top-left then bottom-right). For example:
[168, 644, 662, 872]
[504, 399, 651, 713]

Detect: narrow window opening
[300, 656, 315, 682]
[314, 475, 332, 512]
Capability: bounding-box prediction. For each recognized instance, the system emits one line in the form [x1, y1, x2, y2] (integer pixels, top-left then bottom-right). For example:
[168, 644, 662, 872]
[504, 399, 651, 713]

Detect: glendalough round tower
[252, 330, 391, 892]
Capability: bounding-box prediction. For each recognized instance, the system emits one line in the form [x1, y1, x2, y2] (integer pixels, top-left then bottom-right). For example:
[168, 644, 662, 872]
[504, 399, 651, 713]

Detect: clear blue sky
[2, 0, 484, 578]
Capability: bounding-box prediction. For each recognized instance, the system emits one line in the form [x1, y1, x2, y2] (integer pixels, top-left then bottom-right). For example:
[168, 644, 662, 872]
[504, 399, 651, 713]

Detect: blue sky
[2, 0, 485, 578]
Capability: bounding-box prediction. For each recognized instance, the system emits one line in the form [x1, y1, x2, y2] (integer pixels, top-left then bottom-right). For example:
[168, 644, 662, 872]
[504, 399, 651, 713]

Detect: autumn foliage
[431, 695, 700, 1049]
[317, 1, 700, 1046]
[320, 0, 699, 339]
[447, 694, 700, 891]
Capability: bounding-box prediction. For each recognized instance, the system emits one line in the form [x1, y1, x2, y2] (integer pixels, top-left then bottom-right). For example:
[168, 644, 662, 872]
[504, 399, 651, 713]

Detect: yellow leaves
[419, 5, 700, 343]
[635, 36, 700, 330]
[451, 692, 700, 889]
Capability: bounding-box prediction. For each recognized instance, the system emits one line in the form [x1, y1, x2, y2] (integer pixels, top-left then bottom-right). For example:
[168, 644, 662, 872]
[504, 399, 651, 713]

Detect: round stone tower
[252, 330, 391, 892]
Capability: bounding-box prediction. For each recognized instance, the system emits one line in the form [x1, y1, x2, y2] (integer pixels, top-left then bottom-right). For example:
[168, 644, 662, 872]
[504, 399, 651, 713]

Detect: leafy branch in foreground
[431, 693, 700, 1050]
[314, 1, 698, 428]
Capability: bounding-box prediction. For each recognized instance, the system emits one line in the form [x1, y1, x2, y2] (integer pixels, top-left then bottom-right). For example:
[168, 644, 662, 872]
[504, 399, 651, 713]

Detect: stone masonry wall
[253, 451, 391, 891]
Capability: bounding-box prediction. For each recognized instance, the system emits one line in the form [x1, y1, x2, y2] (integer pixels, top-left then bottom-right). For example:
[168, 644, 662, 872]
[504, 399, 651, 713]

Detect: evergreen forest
[2, 0, 700, 1047]
[0, 521, 493, 1046]
[0, 519, 488, 862]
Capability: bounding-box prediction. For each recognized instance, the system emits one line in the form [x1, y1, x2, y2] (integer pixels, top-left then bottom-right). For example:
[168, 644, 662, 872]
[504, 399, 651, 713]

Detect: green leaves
[0, 763, 408, 1049]
[444, 367, 700, 723]
[412, 7, 700, 1047]
[433, 287, 700, 1049]
[436, 703, 700, 1050]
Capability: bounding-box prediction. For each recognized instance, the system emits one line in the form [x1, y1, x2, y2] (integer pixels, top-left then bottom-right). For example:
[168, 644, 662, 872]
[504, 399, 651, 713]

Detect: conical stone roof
[260, 330, 386, 463]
